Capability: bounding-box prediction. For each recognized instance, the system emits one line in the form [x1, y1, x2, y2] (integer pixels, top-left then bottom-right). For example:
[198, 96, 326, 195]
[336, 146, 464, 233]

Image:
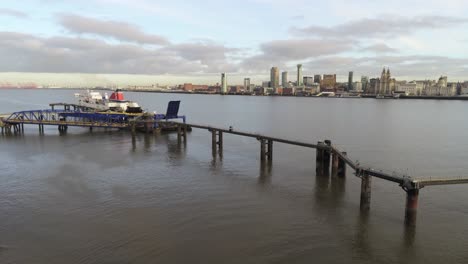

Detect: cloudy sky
[1, 0, 468, 86]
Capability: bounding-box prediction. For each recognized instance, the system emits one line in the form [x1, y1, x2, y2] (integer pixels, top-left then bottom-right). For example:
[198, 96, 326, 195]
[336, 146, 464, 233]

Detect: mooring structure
[167, 121, 468, 226]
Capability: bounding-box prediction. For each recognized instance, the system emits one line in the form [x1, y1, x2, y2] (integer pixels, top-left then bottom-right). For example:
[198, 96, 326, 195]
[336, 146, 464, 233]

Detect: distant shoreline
[2, 88, 468, 101]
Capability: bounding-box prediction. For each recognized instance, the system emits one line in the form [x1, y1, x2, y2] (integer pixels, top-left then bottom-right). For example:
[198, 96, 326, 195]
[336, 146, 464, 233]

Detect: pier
[2, 107, 468, 227]
[0, 101, 186, 134]
[164, 121, 468, 226]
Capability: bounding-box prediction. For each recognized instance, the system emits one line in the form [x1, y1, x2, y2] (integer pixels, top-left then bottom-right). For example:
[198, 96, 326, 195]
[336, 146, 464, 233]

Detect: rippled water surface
[1, 89, 468, 263]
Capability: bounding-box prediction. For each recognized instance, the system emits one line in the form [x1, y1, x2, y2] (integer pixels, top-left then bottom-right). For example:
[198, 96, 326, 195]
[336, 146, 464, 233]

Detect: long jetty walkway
[166, 121, 468, 226]
[2, 108, 468, 227]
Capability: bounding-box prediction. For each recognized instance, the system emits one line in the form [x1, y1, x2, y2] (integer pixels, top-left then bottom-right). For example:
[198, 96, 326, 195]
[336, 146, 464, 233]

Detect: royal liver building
[376, 67, 395, 95]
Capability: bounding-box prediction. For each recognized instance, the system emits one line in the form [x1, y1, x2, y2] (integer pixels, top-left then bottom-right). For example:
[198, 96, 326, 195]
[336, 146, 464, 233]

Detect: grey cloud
[361, 43, 398, 53]
[0, 8, 28, 18]
[0, 32, 236, 74]
[303, 55, 468, 79]
[241, 38, 355, 71]
[59, 14, 169, 45]
[292, 15, 468, 38]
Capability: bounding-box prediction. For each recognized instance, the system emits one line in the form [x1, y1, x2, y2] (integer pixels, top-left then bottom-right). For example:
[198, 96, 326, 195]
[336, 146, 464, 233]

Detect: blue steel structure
[1, 101, 186, 131]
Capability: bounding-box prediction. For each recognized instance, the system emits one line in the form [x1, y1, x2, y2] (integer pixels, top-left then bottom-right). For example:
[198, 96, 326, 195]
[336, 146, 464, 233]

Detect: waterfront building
[244, 78, 251, 92]
[303, 76, 314, 86]
[353, 81, 362, 92]
[282, 71, 288, 87]
[361, 76, 369, 92]
[262, 81, 271, 88]
[423, 76, 455, 96]
[348, 71, 353, 91]
[270, 67, 279, 93]
[368, 78, 378, 94]
[297, 64, 303, 87]
[221, 73, 227, 94]
[376, 67, 396, 94]
[320, 74, 336, 91]
[314, 74, 322, 84]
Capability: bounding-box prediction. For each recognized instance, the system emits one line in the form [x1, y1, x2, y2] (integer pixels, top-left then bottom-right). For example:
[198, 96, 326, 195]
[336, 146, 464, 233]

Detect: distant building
[221, 73, 227, 94]
[368, 78, 378, 94]
[303, 76, 314, 86]
[376, 67, 395, 95]
[262, 81, 271, 88]
[423, 76, 455, 96]
[320, 74, 336, 90]
[297, 64, 303, 87]
[314, 74, 322, 84]
[348, 71, 353, 91]
[353, 81, 362, 92]
[244, 78, 251, 91]
[270, 67, 279, 93]
[282, 71, 288, 87]
[361, 76, 369, 93]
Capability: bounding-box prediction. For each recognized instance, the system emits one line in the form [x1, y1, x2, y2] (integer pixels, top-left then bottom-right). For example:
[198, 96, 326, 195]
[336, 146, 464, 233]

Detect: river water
[1, 89, 468, 263]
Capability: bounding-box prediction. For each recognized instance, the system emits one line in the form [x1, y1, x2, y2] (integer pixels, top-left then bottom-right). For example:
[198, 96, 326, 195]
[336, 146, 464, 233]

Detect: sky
[0, 0, 468, 86]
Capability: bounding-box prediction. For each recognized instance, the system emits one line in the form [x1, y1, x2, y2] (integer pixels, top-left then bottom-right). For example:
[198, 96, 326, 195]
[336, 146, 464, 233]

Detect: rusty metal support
[360, 173, 372, 211]
[405, 189, 419, 226]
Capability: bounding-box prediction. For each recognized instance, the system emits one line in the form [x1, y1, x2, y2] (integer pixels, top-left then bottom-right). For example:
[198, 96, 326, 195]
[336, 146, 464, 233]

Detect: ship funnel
[109, 90, 124, 101]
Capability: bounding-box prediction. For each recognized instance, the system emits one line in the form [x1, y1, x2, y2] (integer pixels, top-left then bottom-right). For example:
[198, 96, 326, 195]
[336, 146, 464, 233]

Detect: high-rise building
[270, 67, 279, 93]
[221, 73, 227, 94]
[282, 71, 288, 87]
[244, 78, 251, 91]
[314, 74, 322, 84]
[361, 76, 369, 93]
[348, 71, 353, 91]
[297, 64, 303, 86]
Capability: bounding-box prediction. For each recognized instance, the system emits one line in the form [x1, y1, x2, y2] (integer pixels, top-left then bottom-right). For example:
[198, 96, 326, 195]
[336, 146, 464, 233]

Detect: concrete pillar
[337, 152, 347, 177]
[405, 189, 419, 226]
[360, 173, 372, 211]
[267, 140, 273, 161]
[260, 139, 266, 162]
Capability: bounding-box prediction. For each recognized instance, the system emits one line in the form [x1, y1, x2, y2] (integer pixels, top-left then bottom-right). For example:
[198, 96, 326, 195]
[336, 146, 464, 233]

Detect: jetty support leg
[182, 125, 187, 143]
[337, 152, 347, 178]
[360, 173, 372, 211]
[267, 140, 273, 162]
[177, 125, 182, 143]
[405, 189, 419, 226]
[211, 130, 217, 156]
[260, 139, 266, 163]
[331, 151, 339, 177]
[218, 131, 223, 154]
[316, 142, 325, 176]
[323, 140, 331, 175]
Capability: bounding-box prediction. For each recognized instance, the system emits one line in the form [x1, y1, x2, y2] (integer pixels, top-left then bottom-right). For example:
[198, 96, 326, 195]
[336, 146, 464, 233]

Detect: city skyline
[1, 0, 468, 86]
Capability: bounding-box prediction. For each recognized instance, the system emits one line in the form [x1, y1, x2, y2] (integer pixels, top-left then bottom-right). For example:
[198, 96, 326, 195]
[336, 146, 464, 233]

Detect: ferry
[75, 89, 143, 113]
